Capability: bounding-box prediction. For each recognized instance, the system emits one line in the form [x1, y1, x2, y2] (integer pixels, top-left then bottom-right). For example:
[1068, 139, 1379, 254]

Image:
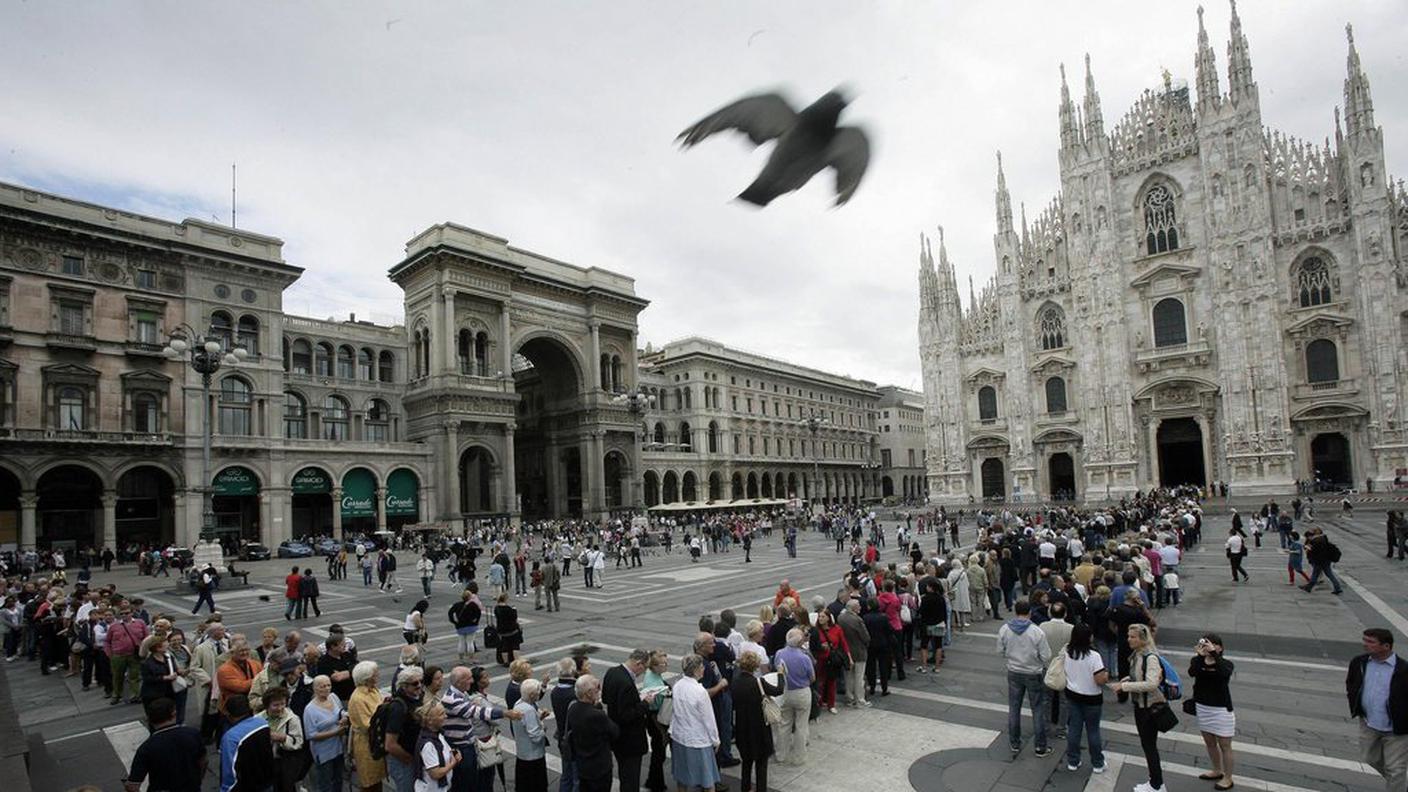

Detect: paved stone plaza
[6, 505, 1407, 791]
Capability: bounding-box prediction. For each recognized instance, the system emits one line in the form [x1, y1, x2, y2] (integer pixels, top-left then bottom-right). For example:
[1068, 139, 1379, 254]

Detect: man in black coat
[1345, 627, 1408, 790]
[602, 649, 650, 792]
[569, 674, 620, 792]
[763, 603, 798, 660]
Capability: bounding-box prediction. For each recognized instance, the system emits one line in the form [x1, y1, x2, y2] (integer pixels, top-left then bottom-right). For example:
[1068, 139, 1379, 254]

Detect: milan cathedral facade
[918, 3, 1408, 503]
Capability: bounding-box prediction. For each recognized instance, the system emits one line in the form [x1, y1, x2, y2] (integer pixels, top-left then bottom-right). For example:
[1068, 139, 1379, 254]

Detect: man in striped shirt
[442, 666, 523, 781]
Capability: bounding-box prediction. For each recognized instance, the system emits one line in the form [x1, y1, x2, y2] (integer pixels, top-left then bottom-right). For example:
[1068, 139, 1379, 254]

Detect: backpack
[367, 699, 396, 759]
[1155, 654, 1183, 701]
[1326, 541, 1342, 563]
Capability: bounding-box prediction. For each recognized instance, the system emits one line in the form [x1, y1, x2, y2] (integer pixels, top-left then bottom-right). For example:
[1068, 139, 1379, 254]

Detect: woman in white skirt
[669, 653, 723, 792]
[1188, 633, 1237, 790]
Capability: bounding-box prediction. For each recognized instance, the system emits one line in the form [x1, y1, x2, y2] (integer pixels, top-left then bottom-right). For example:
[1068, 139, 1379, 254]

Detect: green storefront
[385, 469, 420, 530]
[291, 466, 333, 539]
[340, 468, 378, 536]
[211, 466, 260, 543]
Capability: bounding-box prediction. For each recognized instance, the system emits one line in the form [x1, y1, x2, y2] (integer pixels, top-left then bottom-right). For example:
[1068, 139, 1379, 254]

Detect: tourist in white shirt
[668, 654, 722, 790]
[739, 620, 771, 669]
[1061, 623, 1109, 773]
[414, 699, 460, 792]
[1158, 539, 1181, 576]
[1038, 536, 1058, 570]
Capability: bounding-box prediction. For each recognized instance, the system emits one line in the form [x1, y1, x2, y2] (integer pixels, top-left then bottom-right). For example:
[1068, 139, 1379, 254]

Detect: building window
[59, 302, 87, 335]
[1152, 298, 1188, 347]
[1305, 339, 1339, 384]
[62, 255, 84, 276]
[1045, 376, 1068, 413]
[133, 393, 160, 433]
[1142, 184, 1179, 255]
[323, 395, 349, 441]
[210, 311, 234, 349]
[378, 351, 395, 382]
[236, 315, 260, 354]
[278, 392, 304, 440]
[708, 422, 719, 453]
[291, 340, 312, 374]
[358, 348, 374, 380]
[134, 312, 160, 344]
[881, 449, 892, 467]
[653, 423, 665, 445]
[977, 386, 998, 421]
[1038, 305, 1065, 351]
[366, 399, 391, 442]
[58, 386, 86, 430]
[679, 422, 692, 451]
[135, 269, 157, 289]
[218, 376, 253, 435]
[336, 346, 355, 379]
[1295, 256, 1334, 307]
[315, 342, 334, 377]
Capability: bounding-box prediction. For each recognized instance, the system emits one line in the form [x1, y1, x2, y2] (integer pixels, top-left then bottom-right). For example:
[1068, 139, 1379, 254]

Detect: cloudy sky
[3, 1, 1404, 389]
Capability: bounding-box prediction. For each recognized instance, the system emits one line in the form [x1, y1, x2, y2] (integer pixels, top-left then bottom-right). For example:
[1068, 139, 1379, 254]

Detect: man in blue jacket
[1346, 628, 1408, 791]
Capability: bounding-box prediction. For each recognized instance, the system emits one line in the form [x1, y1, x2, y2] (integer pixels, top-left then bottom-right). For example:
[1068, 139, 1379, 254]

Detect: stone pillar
[443, 289, 458, 375]
[258, 490, 275, 547]
[1147, 418, 1160, 487]
[331, 486, 344, 540]
[550, 445, 569, 517]
[430, 285, 444, 377]
[1195, 415, 1215, 487]
[19, 491, 37, 551]
[627, 331, 638, 389]
[278, 492, 292, 545]
[172, 493, 188, 548]
[375, 487, 387, 533]
[503, 424, 518, 516]
[586, 431, 606, 518]
[101, 491, 118, 551]
[445, 422, 461, 519]
[499, 301, 512, 376]
[589, 322, 603, 391]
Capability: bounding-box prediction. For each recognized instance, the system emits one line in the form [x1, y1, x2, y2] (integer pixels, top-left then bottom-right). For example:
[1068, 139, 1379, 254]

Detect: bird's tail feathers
[736, 183, 773, 207]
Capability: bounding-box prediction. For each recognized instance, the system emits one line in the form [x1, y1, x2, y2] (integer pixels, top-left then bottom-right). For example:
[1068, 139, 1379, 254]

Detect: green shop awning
[291, 467, 331, 495]
[213, 466, 259, 496]
[341, 468, 376, 518]
[386, 469, 419, 517]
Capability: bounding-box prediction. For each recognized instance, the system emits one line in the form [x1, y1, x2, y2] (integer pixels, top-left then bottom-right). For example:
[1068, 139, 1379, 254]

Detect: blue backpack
[1156, 655, 1183, 701]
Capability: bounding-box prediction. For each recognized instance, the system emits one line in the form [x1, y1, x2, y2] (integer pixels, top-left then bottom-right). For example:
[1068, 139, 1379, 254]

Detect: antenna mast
[231, 163, 237, 228]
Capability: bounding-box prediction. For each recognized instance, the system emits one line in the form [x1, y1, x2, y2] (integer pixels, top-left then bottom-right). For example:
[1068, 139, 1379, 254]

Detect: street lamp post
[798, 409, 829, 506]
[163, 325, 247, 544]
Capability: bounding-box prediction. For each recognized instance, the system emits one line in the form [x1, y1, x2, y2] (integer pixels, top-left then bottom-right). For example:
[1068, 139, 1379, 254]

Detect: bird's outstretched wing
[676, 93, 797, 148]
[827, 126, 870, 205]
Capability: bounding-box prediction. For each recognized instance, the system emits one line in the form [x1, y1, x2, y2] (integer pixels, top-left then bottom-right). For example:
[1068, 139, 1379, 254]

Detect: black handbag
[1148, 702, 1179, 733]
[1182, 699, 1197, 716]
[482, 625, 500, 648]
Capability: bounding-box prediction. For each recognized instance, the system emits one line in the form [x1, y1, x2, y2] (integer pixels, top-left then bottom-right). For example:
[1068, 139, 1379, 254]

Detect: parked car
[314, 538, 342, 556]
[277, 541, 314, 558]
[238, 542, 272, 561]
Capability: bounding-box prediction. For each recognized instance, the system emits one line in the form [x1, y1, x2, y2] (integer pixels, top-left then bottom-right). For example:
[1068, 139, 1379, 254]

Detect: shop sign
[386, 469, 419, 517]
[213, 466, 258, 496]
[291, 467, 331, 495]
[341, 469, 376, 518]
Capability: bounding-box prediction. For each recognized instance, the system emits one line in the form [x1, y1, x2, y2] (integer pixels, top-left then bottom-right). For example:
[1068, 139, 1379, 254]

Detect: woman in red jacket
[283, 567, 302, 621]
[810, 609, 850, 714]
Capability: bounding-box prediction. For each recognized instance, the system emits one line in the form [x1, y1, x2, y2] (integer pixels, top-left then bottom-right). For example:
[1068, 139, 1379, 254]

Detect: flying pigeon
[676, 89, 870, 207]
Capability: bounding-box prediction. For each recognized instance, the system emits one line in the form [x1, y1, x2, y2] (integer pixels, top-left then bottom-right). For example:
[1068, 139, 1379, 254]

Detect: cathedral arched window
[1045, 377, 1068, 414]
[1037, 305, 1065, 351]
[1152, 298, 1187, 348]
[1305, 339, 1339, 384]
[1295, 256, 1333, 307]
[977, 386, 998, 421]
[1142, 184, 1180, 255]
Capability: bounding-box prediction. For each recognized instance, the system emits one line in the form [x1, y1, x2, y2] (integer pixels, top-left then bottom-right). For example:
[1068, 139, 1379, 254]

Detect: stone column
[589, 322, 603, 391]
[499, 301, 512, 376]
[331, 487, 344, 541]
[278, 491, 292, 545]
[503, 424, 518, 517]
[1146, 418, 1160, 487]
[627, 331, 638, 389]
[445, 421, 461, 519]
[586, 431, 606, 518]
[101, 491, 118, 551]
[1195, 415, 1215, 487]
[258, 490, 274, 547]
[375, 487, 387, 533]
[172, 493, 188, 547]
[19, 491, 37, 551]
[443, 289, 458, 375]
[430, 285, 444, 377]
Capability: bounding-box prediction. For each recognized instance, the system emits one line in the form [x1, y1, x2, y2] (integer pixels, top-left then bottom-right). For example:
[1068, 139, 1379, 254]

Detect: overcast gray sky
[2, 1, 1404, 389]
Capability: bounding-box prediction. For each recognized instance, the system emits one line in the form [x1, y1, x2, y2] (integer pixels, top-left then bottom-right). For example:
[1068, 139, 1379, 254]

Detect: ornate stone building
[876, 385, 927, 500]
[919, 5, 1408, 503]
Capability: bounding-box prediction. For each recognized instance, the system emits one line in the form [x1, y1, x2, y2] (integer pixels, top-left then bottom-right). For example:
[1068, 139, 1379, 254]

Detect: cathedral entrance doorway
[1049, 453, 1076, 501]
[1311, 433, 1352, 488]
[980, 458, 1006, 499]
[1156, 417, 1206, 487]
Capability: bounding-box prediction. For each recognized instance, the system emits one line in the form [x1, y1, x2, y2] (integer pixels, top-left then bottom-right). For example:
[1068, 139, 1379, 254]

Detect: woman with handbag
[916, 578, 948, 674]
[139, 635, 179, 711]
[302, 675, 348, 792]
[263, 687, 310, 792]
[1111, 624, 1171, 792]
[1189, 634, 1237, 790]
[167, 629, 194, 725]
[809, 609, 850, 714]
[1225, 528, 1250, 583]
[731, 650, 783, 792]
[403, 599, 430, 645]
[493, 593, 523, 667]
[469, 665, 512, 791]
[641, 650, 672, 792]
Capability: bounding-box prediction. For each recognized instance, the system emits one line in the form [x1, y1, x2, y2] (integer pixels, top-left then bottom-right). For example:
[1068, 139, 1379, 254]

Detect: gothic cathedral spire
[995, 151, 1013, 234]
[1058, 63, 1080, 150]
[1082, 54, 1104, 142]
[1194, 5, 1220, 110]
[1226, 0, 1255, 103]
[1343, 24, 1375, 137]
